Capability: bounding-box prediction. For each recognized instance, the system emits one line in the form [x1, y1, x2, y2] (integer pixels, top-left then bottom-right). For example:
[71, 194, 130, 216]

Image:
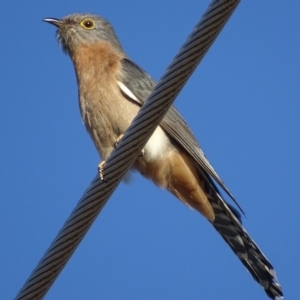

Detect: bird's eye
[80, 18, 95, 30]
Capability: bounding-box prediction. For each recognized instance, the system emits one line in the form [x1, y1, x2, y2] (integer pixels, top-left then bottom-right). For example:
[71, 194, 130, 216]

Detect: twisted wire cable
[15, 1, 240, 299]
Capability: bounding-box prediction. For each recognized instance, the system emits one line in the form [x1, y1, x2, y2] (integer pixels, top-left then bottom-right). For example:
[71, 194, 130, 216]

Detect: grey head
[43, 13, 123, 55]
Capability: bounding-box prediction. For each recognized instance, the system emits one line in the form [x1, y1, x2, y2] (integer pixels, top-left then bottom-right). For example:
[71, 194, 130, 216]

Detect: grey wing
[162, 106, 246, 214]
[119, 58, 243, 213]
[119, 57, 156, 104]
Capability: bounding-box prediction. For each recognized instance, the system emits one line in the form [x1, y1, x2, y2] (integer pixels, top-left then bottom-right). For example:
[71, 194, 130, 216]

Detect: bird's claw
[114, 134, 124, 149]
[139, 149, 145, 157]
[98, 161, 106, 181]
[115, 134, 145, 156]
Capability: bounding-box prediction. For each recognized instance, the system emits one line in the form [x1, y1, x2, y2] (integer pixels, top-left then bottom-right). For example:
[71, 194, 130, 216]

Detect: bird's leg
[115, 134, 145, 157]
[98, 134, 146, 180]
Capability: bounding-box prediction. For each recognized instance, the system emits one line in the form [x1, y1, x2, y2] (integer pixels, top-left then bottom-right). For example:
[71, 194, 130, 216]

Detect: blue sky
[1, 1, 299, 299]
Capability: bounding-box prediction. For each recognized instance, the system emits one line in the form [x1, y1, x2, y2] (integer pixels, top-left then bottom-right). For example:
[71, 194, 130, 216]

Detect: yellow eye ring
[80, 18, 95, 30]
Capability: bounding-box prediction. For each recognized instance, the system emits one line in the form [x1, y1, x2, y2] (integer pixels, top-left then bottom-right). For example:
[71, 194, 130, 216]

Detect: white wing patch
[117, 80, 141, 105]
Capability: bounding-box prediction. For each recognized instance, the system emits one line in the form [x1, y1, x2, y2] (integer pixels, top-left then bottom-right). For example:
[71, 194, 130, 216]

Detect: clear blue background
[0, 1, 298, 299]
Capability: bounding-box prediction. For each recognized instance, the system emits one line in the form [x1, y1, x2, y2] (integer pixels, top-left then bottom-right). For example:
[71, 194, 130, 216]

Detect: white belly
[144, 126, 170, 162]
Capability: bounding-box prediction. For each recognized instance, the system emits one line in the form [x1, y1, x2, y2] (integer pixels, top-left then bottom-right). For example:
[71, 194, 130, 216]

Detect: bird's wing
[120, 58, 243, 213]
[118, 58, 283, 299]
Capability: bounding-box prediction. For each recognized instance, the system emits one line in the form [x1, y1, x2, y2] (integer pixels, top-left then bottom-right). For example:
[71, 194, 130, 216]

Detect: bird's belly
[143, 126, 171, 162]
[133, 126, 172, 185]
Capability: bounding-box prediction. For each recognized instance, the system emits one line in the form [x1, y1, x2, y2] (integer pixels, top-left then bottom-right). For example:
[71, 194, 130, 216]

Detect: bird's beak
[43, 18, 63, 28]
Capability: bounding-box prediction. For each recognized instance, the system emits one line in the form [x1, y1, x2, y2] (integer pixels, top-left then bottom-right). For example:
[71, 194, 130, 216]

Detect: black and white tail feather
[210, 189, 282, 299]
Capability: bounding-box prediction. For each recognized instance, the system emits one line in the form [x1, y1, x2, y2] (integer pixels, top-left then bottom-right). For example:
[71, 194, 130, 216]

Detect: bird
[43, 13, 283, 299]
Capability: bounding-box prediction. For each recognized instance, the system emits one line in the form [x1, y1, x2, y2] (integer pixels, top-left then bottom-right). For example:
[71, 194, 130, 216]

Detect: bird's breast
[79, 82, 140, 159]
[71, 43, 172, 164]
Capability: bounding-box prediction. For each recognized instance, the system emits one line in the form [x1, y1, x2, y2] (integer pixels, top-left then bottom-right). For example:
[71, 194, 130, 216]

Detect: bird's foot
[139, 149, 145, 157]
[114, 134, 145, 157]
[98, 160, 106, 181]
[114, 134, 124, 148]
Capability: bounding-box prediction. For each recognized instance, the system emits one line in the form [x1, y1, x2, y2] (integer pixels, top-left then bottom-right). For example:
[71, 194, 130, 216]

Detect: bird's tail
[208, 190, 283, 299]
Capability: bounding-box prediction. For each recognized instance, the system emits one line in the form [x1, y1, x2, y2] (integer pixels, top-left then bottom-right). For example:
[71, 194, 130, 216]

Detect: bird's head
[43, 13, 123, 55]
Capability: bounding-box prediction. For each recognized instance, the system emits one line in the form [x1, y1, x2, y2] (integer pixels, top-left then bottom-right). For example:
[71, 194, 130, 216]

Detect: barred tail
[210, 192, 283, 299]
